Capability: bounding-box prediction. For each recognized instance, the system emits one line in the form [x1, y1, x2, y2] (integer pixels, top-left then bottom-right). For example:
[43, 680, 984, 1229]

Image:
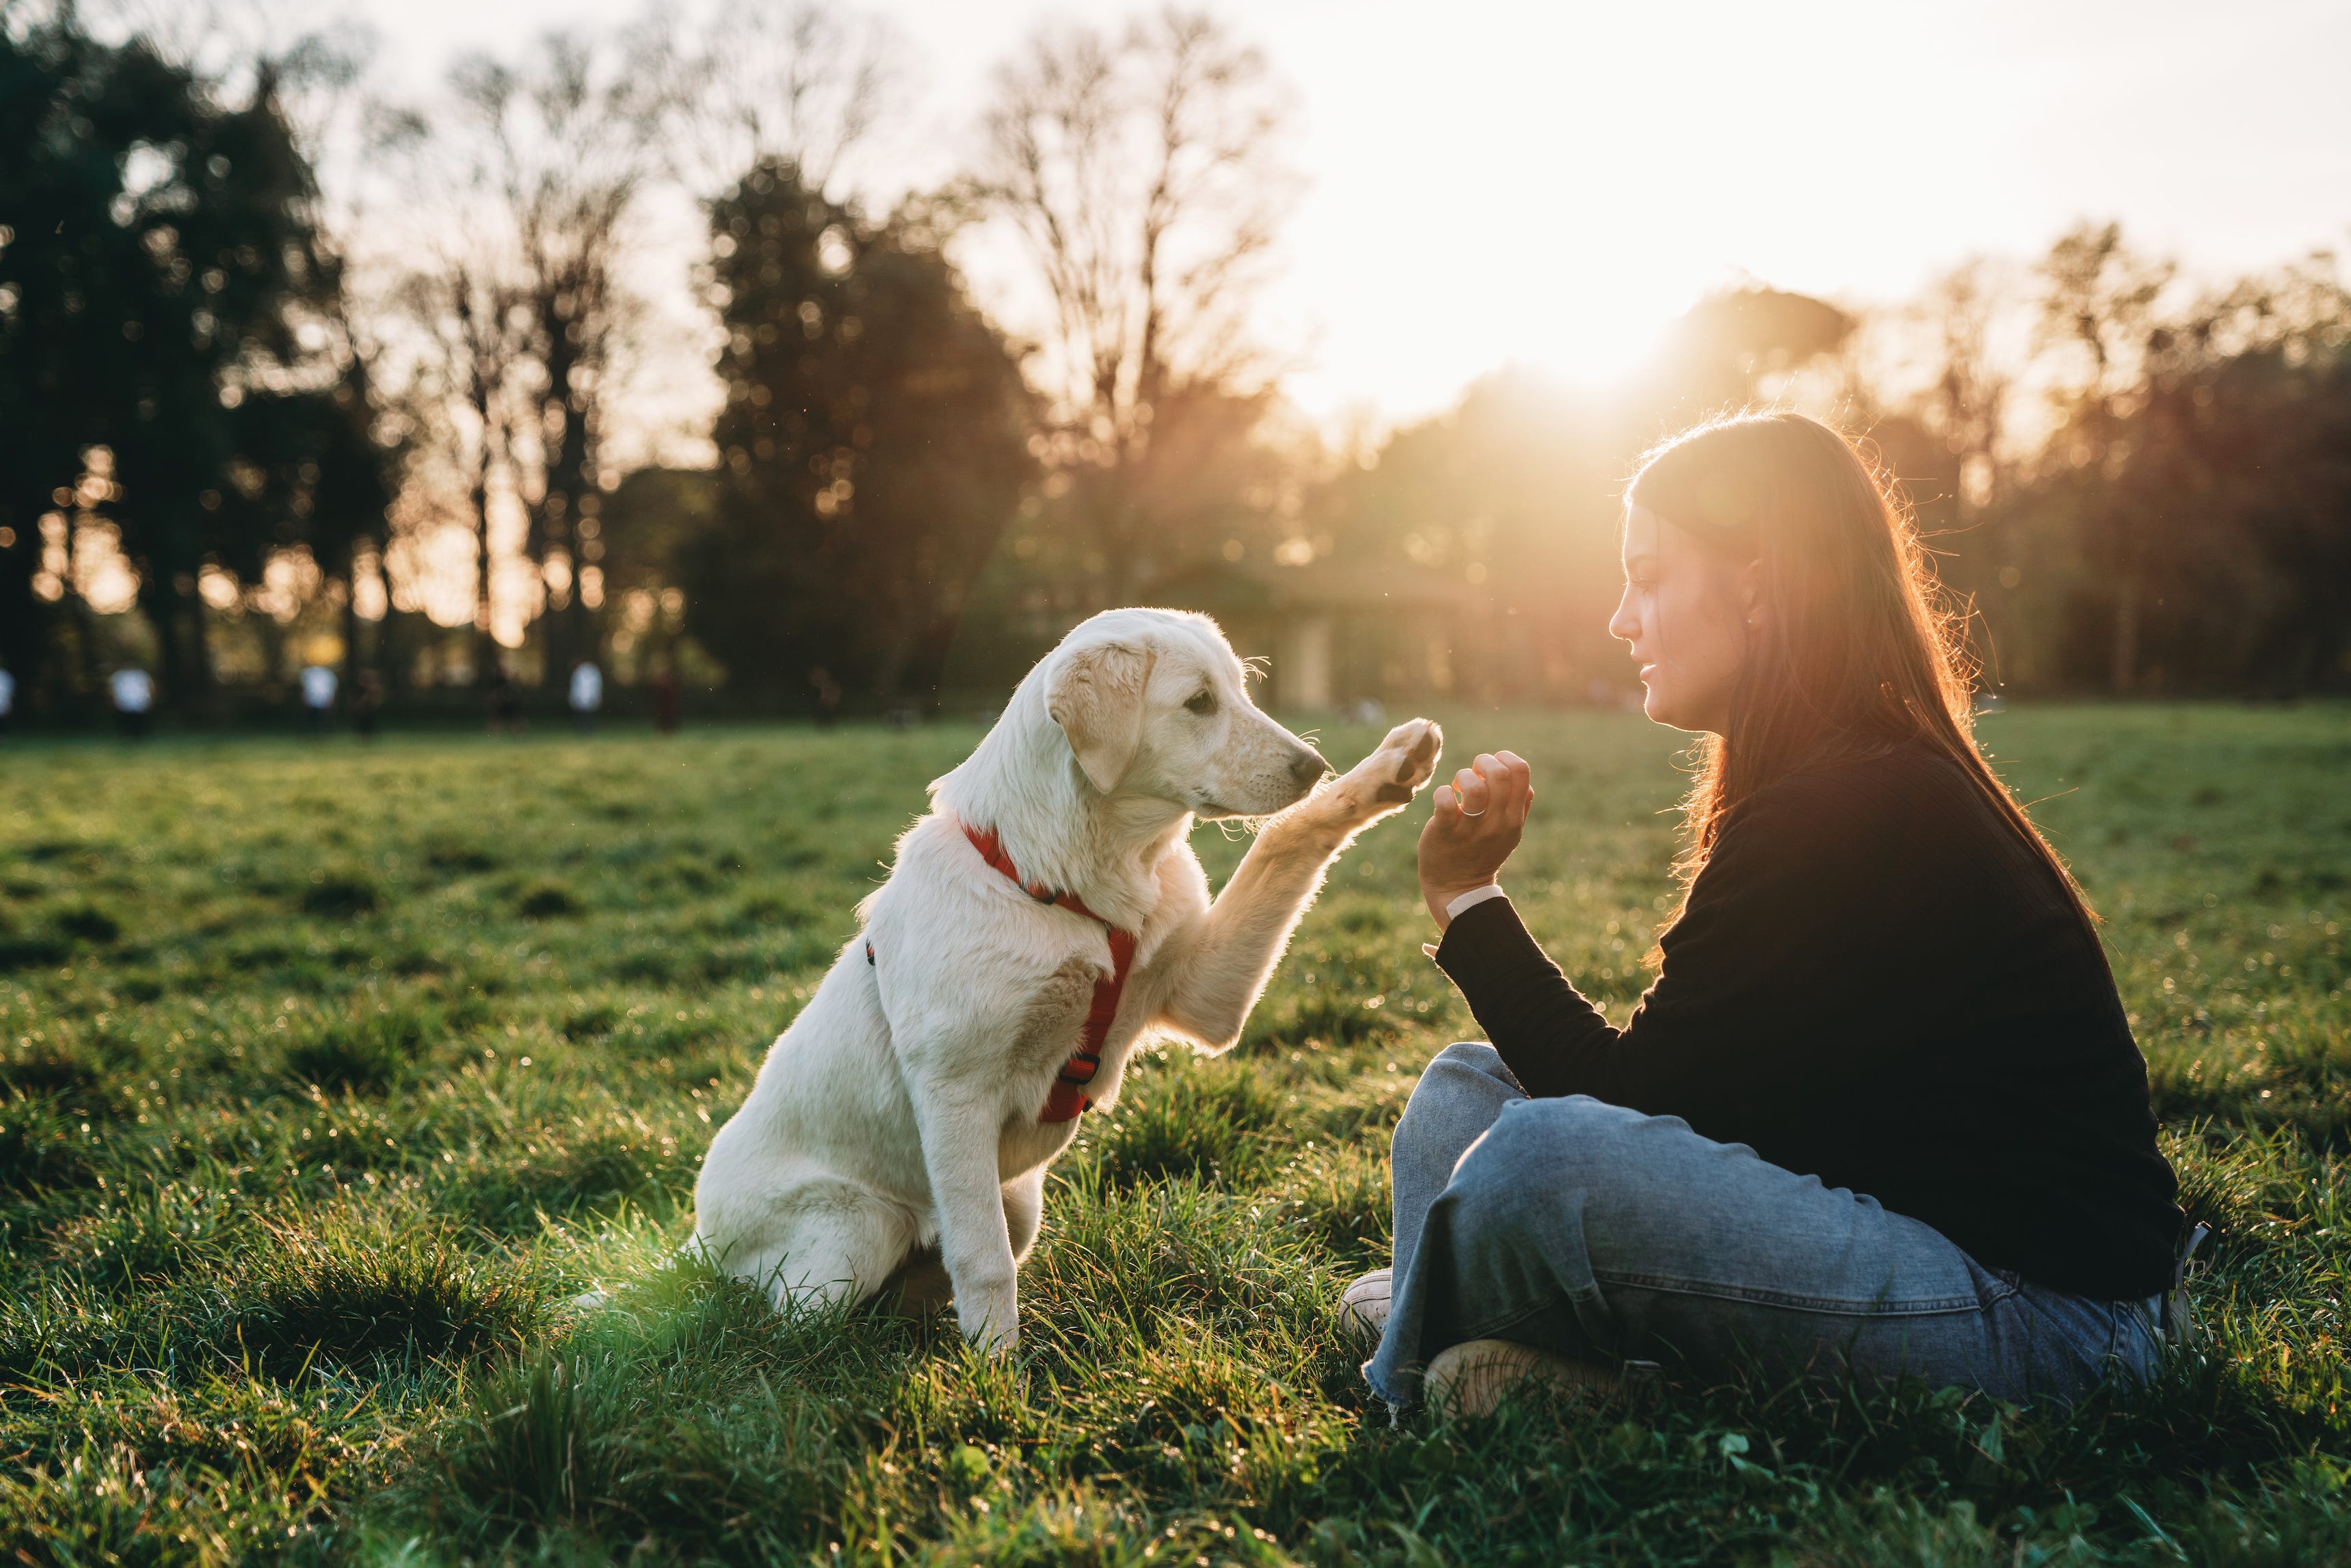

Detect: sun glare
[1246, 0, 2078, 418]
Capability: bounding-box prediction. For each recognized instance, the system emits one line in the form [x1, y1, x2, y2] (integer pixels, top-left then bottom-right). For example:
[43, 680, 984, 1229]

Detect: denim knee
[1391, 1043, 1514, 1165]
[1418, 1096, 1649, 1353]
[1422, 1040, 1511, 1089]
[1448, 1095, 1650, 1230]
[1485, 1092, 1645, 1162]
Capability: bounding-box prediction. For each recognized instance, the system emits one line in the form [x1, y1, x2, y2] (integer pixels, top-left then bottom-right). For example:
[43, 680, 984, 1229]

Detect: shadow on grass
[227, 1214, 547, 1375]
[413, 1262, 930, 1554]
[283, 1002, 442, 1095]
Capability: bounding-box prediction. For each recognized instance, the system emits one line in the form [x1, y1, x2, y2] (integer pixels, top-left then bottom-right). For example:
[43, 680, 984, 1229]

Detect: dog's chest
[1008, 955, 1100, 1079]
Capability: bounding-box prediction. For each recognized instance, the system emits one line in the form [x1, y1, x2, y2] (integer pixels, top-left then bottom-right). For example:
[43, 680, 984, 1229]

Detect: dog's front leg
[907, 1078, 1022, 1353]
[1160, 718, 1442, 1049]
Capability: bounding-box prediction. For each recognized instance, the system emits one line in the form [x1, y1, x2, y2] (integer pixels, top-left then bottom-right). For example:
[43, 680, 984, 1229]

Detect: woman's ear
[1738, 558, 1766, 633]
[1046, 640, 1156, 793]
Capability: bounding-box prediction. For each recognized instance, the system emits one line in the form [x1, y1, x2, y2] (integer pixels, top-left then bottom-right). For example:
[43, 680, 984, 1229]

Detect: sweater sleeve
[1433, 771, 1909, 1126]
[1429, 896, 1612, 1098]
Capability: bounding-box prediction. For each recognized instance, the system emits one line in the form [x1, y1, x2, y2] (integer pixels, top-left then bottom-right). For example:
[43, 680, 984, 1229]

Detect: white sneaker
[1340, 1267, 1393, 1343]
[1424, 1338, 1619, 1417]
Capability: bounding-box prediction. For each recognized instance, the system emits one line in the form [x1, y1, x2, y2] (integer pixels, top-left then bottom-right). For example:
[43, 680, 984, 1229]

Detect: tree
[377, 29, 667, 682]
[374, 4, 899, 689]
[2032, 222, 2176, 692]
[2042, 258, 2351, 694]
[1917, 259, 2017, 514]
[1870, 258, 2028, 687]
[1305, 369, 1631, 706]
[681, 163, 1033, 705]
[0, 13, 390, 715]
[656, 0, 899, 200]
[388, 250, 527, 669]
[451, 35, 667, 676]
[1645, 284, 1859, 417]
[977, 8, 1294, 603]
[1941, 235, 2351, 697]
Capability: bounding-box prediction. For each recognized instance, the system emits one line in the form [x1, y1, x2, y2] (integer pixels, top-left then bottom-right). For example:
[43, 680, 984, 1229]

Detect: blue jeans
[1365, 1044, 2162, 1409]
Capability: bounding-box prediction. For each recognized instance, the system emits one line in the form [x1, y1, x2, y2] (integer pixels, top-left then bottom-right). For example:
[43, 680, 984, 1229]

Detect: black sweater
[1433, 738, 2181, 1301]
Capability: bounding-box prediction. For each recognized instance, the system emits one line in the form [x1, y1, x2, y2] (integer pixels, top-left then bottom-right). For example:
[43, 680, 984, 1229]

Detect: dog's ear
[1047, 639, 1155, 793]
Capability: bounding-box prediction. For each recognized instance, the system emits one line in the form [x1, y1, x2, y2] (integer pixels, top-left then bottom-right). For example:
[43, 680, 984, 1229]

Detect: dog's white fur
[689, 607, 1441, 1351]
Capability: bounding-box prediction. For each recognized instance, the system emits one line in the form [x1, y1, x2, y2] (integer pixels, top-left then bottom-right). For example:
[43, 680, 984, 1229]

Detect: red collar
[961, 821, 1137, 1122]
[961, 822, 1121, 929]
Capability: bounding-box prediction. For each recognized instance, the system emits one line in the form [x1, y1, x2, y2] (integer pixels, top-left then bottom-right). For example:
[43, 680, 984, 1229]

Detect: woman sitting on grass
[1353, 412, 2186, 1416]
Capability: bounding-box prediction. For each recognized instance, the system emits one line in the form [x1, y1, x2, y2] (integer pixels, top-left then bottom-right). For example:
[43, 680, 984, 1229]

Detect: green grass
[1, 704, 2346, 1565]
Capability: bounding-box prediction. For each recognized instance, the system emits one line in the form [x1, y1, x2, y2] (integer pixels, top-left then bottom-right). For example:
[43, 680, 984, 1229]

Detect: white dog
[689, 607, 1441, 1351]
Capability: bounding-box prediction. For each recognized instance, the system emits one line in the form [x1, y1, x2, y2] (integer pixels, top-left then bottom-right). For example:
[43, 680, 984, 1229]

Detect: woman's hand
[1418, 750, 1532, 929]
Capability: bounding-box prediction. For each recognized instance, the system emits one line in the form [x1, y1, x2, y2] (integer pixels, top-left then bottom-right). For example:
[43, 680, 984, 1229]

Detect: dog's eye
[1184, 690, 1217, 716]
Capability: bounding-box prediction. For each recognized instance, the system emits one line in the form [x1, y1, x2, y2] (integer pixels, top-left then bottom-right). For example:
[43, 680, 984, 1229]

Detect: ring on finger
[1458, 806, 1486, 818]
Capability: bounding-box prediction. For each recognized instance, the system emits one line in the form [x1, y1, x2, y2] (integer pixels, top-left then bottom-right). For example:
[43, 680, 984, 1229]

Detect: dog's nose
[1290, 747, 1329, 788]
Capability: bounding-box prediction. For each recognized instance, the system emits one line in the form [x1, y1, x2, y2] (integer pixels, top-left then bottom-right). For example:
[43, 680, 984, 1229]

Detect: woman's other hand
[1419, 750, 1532, 929]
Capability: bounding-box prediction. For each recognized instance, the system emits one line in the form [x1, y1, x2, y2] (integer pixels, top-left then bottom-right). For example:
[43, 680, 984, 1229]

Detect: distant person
[109, 667, 154, 740]
[1354, 413, 2186, 1418]
[351, 668, 384, 741]
[568, 659, 603, 736]
[650, 661, 681, 735]
[300, 663, 337, 734]
[486, 667, 524, 735]
[0, 664, 14, 741]
[809, 665, 842, 728]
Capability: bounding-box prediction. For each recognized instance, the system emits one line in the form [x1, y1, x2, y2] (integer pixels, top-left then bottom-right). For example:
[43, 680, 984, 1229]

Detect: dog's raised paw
[1394, 719, 1442, 785]
[1347, 719, 1442, 812]
[1377, 718, 1442, 792]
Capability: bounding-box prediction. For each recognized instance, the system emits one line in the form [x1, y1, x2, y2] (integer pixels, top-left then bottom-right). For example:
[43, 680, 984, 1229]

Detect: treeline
[0, 14, 388, 713]
[2, 3, 2347, 723]
[1301, 241, 2351, 706]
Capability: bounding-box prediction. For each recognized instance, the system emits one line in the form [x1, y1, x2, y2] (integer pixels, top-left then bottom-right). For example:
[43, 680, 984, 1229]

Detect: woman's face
[1608, 505, 1757, 734]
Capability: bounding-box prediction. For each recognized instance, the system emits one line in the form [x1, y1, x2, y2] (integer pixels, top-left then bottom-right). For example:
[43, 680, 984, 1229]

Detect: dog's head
[1043, 609, 1327, 818]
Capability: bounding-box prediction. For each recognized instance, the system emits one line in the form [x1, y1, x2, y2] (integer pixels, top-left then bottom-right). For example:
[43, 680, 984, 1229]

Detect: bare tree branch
[975, 8, 1297, 599]
[654, 0, 903, 201]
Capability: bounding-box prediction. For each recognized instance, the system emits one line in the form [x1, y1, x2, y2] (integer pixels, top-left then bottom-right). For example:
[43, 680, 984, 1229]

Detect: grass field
[2, 704, 2348, 1565]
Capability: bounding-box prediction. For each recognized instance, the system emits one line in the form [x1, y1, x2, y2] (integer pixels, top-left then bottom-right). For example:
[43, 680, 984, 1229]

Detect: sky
[362, 0, 2351, 426]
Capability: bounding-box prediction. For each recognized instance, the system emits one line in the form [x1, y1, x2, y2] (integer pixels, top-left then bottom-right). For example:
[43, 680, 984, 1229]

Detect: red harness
[964, 823, 1137, 1121]
[867, 823, 1137, 1124]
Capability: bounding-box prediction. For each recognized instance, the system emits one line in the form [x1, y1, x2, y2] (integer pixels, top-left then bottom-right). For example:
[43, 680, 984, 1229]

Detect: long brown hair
[1628, 411, 2096, 940]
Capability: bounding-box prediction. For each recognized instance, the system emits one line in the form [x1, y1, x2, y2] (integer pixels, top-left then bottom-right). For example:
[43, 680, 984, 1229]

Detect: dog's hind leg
[723, 1180, 919, 1318]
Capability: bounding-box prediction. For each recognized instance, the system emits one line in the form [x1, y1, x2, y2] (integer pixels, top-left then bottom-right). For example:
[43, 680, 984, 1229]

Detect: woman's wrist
[1426, 882, 1503, 931]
